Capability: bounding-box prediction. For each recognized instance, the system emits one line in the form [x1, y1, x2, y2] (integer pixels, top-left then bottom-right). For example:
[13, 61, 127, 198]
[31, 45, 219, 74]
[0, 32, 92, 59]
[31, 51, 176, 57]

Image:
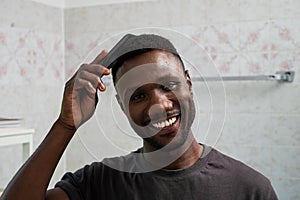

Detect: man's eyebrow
[157, 74, 181, 82]
[123, 85, 140, 99]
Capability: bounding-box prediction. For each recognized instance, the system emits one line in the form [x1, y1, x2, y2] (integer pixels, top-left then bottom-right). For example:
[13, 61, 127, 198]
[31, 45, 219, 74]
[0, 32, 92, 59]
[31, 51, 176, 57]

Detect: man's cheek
[130, 122, 149, 138]
[128, 107, 142, 126]
[176, 90, 192, 102]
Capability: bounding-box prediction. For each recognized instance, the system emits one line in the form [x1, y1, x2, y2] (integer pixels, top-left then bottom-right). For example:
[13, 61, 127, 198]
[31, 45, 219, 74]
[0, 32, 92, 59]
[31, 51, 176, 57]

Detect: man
[1, 34, 278, 200]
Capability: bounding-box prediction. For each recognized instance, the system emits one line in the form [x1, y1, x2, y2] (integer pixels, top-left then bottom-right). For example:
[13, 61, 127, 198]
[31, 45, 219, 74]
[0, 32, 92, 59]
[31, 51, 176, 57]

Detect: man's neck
[164, 140, 202, 170]
[142, 137, 203, 170]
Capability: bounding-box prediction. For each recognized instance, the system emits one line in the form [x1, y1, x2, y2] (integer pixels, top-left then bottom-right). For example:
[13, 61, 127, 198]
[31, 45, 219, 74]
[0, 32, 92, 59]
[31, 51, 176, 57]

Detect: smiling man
[1, 34, 278, 200]
[114, 49, 196, 152]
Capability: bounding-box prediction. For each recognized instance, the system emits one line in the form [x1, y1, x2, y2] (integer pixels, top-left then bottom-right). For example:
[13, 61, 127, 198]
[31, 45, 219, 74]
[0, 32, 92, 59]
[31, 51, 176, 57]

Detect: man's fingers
[74, 70, 107, 93]
[79, 63, 110, 90]
[79, 63, 110, 78]
[75, 78, 97, 94]
[79, 70, 107, 91]
[84, 64, 111, 78]
[91, 50, 108, 64]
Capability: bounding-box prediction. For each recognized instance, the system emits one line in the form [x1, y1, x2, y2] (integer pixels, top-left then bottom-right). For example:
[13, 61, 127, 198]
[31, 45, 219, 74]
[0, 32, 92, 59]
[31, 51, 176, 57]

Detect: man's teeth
[152, 117, 177, 128]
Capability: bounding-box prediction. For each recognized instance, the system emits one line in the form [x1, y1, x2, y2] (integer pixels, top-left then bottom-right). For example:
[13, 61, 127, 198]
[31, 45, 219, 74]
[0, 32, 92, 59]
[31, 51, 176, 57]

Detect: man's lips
[146, 110, 180, 125]
[151, 115, 179, 129]
[150, 114, 181, 136]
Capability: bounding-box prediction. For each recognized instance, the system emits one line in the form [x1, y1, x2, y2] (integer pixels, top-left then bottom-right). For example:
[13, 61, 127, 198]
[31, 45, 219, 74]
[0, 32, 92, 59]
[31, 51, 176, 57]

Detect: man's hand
[58, 50, 110, 130]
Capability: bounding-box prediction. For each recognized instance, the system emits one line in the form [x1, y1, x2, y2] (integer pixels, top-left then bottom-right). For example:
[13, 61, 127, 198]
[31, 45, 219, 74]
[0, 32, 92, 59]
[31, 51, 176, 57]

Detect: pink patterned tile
[38, 67, 44, 77]
[238, 52, 272, 75]
[0, 33, 6, 45]
[213, 53, 240, 75]
[202, 23, 239, 53]
[270, 19, 300, 51]
[19, 67, 26, 76]
[0, 27, 63, 85]
[0, 65, 7, 76]
[54, 41, 60, 51]
[18, 37, 25, 48]
[270, 51, 295, 70]
[293, 51, 300, 83]
[239, 21, 270, 52]
[64, 32, 114, 80]
[66, 41, 74, 51]
[37, 39, 44, 49]
[55, 69, 61, 79]
[188, 26, 207, 44]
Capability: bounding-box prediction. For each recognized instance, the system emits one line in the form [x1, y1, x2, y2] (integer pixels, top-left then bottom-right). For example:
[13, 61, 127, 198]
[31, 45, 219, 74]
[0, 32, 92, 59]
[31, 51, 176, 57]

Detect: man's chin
[144, 129, 191, 152]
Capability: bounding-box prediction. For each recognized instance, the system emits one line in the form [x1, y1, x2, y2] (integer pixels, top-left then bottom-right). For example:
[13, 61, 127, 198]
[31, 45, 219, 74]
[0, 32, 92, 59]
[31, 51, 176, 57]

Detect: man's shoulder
[98, 147, 143, 173]
[200, 147, 277, 199]
[208, 147, 272, 186]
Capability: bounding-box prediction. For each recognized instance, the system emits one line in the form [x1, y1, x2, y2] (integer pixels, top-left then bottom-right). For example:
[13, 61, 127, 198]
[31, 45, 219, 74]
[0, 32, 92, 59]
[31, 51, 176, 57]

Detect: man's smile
[148, 114, 181, 138]
[152, 116, 177, 129]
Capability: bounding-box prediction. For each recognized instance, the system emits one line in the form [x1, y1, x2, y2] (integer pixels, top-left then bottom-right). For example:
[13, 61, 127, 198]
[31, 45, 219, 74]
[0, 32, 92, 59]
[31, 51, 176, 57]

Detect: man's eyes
[161, 81, 179, 91]
[129, 82, 179, 103]
[130, 93, 146, 103]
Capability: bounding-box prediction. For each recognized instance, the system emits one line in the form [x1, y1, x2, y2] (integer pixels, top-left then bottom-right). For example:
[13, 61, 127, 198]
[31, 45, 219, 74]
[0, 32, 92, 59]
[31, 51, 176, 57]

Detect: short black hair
[100, 34, 185, 85]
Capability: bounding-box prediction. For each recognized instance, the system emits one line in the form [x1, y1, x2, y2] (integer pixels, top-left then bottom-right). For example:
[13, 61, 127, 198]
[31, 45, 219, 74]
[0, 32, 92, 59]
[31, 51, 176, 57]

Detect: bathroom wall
[0, 0, 65, 188]
[63, 0, 300, 199]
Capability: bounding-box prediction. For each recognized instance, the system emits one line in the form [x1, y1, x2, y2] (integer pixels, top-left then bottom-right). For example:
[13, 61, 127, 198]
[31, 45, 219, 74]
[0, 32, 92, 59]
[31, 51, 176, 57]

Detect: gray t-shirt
[55, 145, 278, 200]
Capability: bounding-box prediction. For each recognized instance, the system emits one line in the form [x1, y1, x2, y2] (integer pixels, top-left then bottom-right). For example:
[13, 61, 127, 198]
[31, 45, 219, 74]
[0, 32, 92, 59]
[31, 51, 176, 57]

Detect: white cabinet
[0, 128, 34, 162]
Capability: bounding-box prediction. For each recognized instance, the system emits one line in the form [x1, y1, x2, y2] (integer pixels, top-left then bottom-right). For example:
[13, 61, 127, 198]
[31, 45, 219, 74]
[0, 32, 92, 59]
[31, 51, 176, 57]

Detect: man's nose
[148, 89, 173, 118]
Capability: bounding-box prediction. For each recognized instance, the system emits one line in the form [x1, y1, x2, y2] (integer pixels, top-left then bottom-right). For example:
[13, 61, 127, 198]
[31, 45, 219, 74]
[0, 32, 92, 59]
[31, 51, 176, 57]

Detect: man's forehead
[120, 64, 179, 83]
[116, 49, 184, 80]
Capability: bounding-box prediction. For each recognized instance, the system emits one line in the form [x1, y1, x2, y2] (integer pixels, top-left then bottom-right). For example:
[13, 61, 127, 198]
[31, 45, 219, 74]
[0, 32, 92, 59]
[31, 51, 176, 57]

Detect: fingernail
[99, 83, 105, 90]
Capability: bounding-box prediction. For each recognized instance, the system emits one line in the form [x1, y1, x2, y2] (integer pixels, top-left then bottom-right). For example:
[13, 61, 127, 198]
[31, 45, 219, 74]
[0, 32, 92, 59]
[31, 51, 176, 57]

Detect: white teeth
[152, 117, 177, 129]
[171, 117, 175, 124]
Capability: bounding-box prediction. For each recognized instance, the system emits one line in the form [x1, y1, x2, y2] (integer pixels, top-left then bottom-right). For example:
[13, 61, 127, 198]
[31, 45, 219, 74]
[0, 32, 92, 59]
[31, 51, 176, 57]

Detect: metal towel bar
[191, 71, 295, 83]
[102, 71, 295, 85]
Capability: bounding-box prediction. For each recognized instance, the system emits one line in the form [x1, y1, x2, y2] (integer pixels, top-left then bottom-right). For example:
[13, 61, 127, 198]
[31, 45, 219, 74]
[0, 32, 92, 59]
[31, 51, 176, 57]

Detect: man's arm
[0, 50, 109, 200]
[46, 188, 69, 200]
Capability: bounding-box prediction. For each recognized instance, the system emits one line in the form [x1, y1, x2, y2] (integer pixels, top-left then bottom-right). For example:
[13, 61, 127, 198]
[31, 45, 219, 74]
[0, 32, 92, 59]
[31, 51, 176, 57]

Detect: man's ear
[115, 94, 125, 112]
[185, 70, 192, 91]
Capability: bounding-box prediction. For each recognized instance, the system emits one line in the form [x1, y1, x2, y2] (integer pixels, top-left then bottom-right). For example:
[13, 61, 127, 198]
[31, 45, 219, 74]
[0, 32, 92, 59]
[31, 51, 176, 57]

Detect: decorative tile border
[0, 27, 63, 85]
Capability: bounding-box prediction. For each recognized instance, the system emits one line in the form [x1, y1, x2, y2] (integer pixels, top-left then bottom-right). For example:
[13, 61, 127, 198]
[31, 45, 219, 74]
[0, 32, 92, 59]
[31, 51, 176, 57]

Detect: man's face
[115, 50, 195, 150]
